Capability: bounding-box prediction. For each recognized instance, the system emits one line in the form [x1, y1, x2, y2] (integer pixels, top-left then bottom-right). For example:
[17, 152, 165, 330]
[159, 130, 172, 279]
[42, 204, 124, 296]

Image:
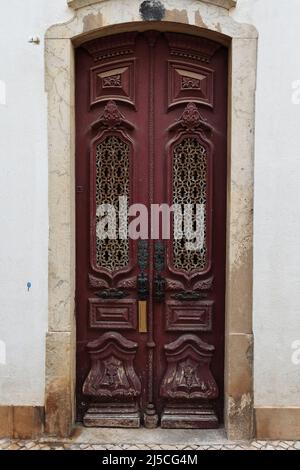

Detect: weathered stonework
[0, 406, 44, 439]
[46, 0, 257, 439]
[67, 0, 237, 12]
[256, 408, 300, 440]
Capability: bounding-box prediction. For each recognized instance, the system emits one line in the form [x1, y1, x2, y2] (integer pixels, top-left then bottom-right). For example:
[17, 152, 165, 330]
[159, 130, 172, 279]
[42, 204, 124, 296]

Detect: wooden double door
[75, 31, 227, 428]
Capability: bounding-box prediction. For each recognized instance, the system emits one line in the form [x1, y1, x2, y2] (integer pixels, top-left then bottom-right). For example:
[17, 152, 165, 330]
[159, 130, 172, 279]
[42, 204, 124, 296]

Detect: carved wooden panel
[90, 101, 135, 285]
[167, 103, 214, 281]
[82, 332, 141, 400]
[160, 335, 218, 400]
[165, 33, 221, 64]
[168, 61, 214, 109]
[90, 59, 136, 107]
[82, 32, 137, 62]
[76, 31, 228, 428]
[165, 300, 213, 332]
[89, 299, 137, 330]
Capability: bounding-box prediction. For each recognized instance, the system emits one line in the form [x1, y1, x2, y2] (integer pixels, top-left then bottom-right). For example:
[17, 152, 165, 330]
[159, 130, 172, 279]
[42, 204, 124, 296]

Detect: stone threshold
[40, 425, 228, 445]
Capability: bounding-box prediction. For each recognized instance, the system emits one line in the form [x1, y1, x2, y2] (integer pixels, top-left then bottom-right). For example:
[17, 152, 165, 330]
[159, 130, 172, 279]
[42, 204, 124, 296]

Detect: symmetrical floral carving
[96, 100, 124, 129]
[165, 278, 185, 291]
[193, 276, 214, 291]
[89, 274, 110, 289]
[172, 102, 213, 133]
[168, 62, 214, 109]
[181, 102, 203, 130]
[116, 277, 137, 289]
[91, 100, 135, 131]
[181, 76, 201, 90]
[83, 332, 141, 400]
[103, 74, 122, 88]
[91, 59, 136, 107]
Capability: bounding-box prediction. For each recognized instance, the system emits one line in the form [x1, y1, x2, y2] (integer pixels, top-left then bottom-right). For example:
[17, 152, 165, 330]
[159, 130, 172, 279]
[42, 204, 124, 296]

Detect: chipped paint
[194, 10, 207, 29]
[83, 12, 103, 32]
[165, 8, 188, 24]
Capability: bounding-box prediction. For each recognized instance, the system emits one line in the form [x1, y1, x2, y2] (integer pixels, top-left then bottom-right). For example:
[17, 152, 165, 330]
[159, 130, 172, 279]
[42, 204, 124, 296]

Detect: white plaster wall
[0, 0, 300, 408]
[232, 0, 300, 407]
[0, 0, 72, 405]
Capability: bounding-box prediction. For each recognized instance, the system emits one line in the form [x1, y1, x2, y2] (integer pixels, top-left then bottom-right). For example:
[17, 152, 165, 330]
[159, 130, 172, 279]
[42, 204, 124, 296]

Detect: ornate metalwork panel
[95, 135, 130, 271]
[172, 137, 208, 272]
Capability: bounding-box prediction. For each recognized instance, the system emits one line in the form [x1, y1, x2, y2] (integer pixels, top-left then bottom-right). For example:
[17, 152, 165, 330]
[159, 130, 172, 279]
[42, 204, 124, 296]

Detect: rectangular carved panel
[168, 60, 214, 109]
[90, 58, 136, 107]
[89, 299, 137, 330]
[165, 300, 213, 332]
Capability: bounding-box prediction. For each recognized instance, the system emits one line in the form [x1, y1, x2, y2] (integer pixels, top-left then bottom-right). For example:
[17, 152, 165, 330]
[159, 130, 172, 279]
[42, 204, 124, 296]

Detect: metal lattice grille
[95, 136, 130, 271]
[172, 137, 208, 272]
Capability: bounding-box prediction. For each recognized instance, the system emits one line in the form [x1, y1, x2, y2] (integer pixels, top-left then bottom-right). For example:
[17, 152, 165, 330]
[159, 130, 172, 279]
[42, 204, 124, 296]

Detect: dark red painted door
[75, 31, 227, 428]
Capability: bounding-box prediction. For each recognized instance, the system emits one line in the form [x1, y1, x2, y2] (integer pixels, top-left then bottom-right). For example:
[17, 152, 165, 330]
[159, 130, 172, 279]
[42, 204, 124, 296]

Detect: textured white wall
[0, 0, 300, 408]
[0, 0, 71, 405]
[232, 0, 300, 407]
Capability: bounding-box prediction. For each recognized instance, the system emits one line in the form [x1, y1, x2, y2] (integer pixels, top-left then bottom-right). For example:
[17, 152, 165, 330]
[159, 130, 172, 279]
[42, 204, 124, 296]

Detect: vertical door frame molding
[45, 0, 257, 439]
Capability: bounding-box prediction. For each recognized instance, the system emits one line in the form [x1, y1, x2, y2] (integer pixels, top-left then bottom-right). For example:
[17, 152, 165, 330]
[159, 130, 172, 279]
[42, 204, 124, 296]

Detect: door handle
[154, 241, 165, 303]
[137, 240, 149, 332]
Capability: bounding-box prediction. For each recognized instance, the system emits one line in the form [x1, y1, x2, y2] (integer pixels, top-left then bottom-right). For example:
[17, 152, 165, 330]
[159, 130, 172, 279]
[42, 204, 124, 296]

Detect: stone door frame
[45, 0, 257, 439]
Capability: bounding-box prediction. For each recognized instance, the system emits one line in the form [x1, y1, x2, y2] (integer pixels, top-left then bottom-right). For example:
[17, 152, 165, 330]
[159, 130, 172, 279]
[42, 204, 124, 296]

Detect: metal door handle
[154, 241, 165, 303]
[137, 240, 149, 332]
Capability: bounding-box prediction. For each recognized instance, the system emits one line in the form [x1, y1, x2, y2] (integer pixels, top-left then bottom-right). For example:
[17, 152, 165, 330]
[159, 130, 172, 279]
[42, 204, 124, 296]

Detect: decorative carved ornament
[164, 274, 214, 293]
[90, 59, 136, 107]
[169, 102, 213, 134]
[168, 61, 214, 109]
[67, 1, 236, 11]
[91, 100, 134, 131]
[160, 335, 218, 401]
[89, 100, 135, 294]
[82, 332, 141, 400]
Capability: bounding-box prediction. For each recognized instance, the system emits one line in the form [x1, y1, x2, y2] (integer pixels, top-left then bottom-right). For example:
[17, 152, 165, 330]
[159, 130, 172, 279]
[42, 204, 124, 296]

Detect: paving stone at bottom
[0, 439, 299, 450]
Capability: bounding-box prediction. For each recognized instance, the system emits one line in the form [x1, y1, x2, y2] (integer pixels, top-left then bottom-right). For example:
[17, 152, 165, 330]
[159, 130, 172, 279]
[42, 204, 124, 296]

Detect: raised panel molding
[165, 33, 221, 64]
[166, 300, 213, 331]
[168, 60, 214, 108]
[82, 33, 137, 62]
[90, 59, 136, 107]
[89, 298, 137, 329]
[67, 1, 236, 11]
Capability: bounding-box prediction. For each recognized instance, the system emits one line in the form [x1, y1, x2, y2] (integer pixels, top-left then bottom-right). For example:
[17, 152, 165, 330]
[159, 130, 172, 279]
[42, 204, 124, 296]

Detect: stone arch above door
[45, 0, 257, 439]
[67, 0, 237, 11]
